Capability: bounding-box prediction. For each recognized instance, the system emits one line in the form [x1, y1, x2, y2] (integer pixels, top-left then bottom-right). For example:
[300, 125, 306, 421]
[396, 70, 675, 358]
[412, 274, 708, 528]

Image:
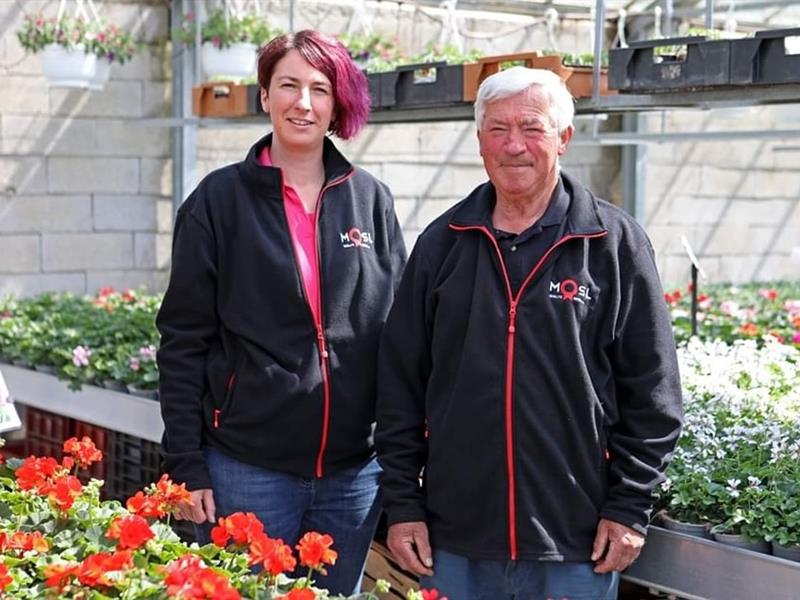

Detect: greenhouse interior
[0, 0, 799, 598]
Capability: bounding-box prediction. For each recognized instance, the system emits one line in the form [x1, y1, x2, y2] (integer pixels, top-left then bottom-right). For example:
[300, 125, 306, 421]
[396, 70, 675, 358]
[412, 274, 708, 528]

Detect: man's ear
[260, 87, 270, 114]
[558, 125, 574, 155]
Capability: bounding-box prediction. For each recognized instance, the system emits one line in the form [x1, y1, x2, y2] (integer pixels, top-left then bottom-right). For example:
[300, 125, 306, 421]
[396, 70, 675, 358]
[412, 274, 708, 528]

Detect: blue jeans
[420, 548, 620, 600]
[196, 446, 382, 596]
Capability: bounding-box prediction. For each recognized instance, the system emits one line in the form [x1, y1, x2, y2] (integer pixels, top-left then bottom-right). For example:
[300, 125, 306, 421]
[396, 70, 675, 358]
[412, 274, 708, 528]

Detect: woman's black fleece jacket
[157, 134, 407, 490]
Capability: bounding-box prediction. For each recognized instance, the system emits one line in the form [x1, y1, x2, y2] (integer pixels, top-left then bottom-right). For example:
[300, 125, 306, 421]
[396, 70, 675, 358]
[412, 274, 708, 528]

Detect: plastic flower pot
[713, 532, 771, 554]
[103, 379, 127, 393]
[126, 383, 158, 400]
[89, 58, 112, 91]
[40, 43, 97, 88]
[772, 542, 800, 562]
[201, 41, 257, 79]
[659, 512, 712, 539]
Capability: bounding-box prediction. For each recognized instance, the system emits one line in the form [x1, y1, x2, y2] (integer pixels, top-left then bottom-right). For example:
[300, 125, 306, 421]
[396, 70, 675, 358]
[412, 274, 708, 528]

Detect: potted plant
[0, 434, 444, 599]
[17, 12, 96, 88]
[86, 20, 137, 90]
[176, 8, 279, 80]
[16, 11, 137, 90]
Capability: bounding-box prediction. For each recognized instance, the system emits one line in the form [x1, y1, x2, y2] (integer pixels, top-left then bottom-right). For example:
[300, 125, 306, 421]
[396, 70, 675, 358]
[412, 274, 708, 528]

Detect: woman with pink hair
[157, 30, 406, 595]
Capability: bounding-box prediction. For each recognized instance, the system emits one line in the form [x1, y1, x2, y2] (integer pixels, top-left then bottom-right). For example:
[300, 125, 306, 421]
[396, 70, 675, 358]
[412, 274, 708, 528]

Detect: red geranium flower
[106, 515, 155, 550]
[248, 533, 297, 575]
[77, 550, 133, 588]
[0, 564, 10, 591]
[211, 511, 265, 547]
[279, 589, 316, 600]
[421, 589, 448, 600]
[43, 563, 79, 591]
[63, 436, 103, 469]
[47, 475, 84, 511]
[296, 531, 337, 569]
[126, 490, 167, 519]
[153, 474, 193, 513]
[15, 456, 63, 492]
[162, 554, 241, 599]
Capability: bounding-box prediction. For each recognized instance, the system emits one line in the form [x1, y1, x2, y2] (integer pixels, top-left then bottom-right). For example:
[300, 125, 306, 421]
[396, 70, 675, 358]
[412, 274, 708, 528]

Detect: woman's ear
[260, 87, 270, 114]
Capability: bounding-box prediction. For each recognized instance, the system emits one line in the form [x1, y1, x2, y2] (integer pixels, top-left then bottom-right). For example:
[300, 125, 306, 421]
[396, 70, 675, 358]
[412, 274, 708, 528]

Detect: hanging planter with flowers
[175, 7, 281, 81]
[16, 0, 137, 90]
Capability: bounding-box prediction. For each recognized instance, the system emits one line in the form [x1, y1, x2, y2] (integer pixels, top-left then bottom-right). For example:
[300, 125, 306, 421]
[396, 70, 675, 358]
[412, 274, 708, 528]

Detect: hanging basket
[40, 43, 97, 88]
[201, 42, 257, 80]
[89, 58, 112, 90]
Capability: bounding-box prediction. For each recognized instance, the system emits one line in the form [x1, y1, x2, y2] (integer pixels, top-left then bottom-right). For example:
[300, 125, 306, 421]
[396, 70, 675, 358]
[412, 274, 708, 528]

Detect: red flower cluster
[211, 512, 297, 575]
[664, 288, 683, 306]
[63, 436, 103, 469]
[0, 565, 11, 591]
[0, 530, 49, 553]
[15, 455, 84, 512]
[278, 589, 316, 600]
[739, 322, 760, 337]
[162, 554, 241, 599]
[126, 474, 192, 519]
[43, 550, 134, 591]
[421, 589, 449, 600]
[297, 531, 337, 570]
[106, 515, 155, 550]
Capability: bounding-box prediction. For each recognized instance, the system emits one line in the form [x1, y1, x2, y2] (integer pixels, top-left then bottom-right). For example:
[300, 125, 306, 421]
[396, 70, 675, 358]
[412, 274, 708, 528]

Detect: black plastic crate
[105, 431, 162, 502]
[390, 62, 464, 108]
[24, 434, 63, 460]
[366, 71, 400, 108]
[25, 406, 75, 445]
[730, 28, 800, 85]
[609, 36, 731, 92]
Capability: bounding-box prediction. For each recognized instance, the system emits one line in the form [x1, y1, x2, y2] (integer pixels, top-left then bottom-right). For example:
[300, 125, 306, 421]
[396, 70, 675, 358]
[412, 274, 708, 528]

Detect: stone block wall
[0, 0, 798, 296]
[0, 0, 172, 297]
[641, 105, 800, 285]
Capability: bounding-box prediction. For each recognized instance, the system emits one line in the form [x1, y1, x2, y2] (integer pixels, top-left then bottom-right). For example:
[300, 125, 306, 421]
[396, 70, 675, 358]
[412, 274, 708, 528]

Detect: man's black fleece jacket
[376, 172, 683, 562]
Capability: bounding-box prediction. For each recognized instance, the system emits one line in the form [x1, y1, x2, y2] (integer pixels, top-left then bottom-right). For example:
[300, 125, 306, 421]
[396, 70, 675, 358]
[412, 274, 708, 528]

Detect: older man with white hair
[375, 67, 683, 599]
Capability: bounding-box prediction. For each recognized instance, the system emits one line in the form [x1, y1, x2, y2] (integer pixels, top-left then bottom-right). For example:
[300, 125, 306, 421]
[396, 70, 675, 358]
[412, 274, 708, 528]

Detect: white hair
[474, 67, 575, 134]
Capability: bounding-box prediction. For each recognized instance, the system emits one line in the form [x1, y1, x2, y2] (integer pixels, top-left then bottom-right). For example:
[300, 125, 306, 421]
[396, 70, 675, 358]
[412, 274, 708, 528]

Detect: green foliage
[174, 8, 280, 49]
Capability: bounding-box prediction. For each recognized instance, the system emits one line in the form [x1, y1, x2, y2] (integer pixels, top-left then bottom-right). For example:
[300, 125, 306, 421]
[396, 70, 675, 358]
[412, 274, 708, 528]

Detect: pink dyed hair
[257, 30, 370, 140]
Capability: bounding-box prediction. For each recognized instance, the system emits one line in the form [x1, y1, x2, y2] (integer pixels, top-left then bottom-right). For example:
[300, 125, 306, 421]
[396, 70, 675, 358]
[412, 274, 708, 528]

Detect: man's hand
[387, 521, 434, 576]
[591, 518, 645, 573]
[175, 488, 216, 524]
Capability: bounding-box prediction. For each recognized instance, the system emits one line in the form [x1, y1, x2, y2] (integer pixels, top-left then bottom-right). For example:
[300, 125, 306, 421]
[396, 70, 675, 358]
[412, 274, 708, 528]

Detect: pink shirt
[258, 146, 321, 324]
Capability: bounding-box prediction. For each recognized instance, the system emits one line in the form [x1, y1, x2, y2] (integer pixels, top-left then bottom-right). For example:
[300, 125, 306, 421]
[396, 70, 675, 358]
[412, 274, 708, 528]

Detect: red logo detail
[348, 228, 363, 247]
[560, 278, 579, 301]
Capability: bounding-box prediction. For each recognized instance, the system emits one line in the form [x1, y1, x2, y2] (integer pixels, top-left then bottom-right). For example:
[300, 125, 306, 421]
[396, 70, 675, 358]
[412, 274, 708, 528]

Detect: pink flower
[793, 331, 800, 345]
[139, 345, 157, 362]
[719, 301, 739, 317]
[72, 346, 91, 368]
[129, 357, 140, 372]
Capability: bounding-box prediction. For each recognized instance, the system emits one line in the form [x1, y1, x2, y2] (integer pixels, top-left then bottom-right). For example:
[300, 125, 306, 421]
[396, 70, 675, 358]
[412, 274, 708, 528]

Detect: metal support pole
[288, 0, 295, 32]
[665, 0, 673, 37]
[171, 0, 198, 216]
[591, 0, 605, 108]
[690, 264, 698, 337]
[621, 113, 647, 224]
[705, 0, 714, 29]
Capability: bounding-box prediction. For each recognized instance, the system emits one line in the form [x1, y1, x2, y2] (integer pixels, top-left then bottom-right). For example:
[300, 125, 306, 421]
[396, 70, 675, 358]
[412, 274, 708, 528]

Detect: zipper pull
[213, 409, 221, 429]
[508, 304, 517, 334]
[317, 327, 329, 359]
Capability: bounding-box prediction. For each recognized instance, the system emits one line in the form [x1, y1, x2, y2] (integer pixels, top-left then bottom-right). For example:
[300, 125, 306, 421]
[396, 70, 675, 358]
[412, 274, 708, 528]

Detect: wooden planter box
[192, 82, 262, 117]
[462, 52, 609, 101]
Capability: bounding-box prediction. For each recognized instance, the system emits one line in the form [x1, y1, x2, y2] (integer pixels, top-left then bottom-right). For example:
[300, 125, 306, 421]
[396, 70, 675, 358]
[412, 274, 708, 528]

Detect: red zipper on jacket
[283, 169, 354, 478]
[449, 223, 607, 560]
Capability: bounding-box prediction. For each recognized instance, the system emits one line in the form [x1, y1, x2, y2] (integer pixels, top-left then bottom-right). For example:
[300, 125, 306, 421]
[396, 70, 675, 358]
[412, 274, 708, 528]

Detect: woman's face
[261, 49, 335, 152]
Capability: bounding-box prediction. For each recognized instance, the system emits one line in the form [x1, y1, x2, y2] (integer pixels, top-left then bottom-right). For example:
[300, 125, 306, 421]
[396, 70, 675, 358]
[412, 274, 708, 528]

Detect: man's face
[477, 86, 573, 204]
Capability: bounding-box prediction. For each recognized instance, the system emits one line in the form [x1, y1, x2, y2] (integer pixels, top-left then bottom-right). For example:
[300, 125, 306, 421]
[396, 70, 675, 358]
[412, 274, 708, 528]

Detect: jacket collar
[450, 171, 608, 237]
[240, 133, 354, 198]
